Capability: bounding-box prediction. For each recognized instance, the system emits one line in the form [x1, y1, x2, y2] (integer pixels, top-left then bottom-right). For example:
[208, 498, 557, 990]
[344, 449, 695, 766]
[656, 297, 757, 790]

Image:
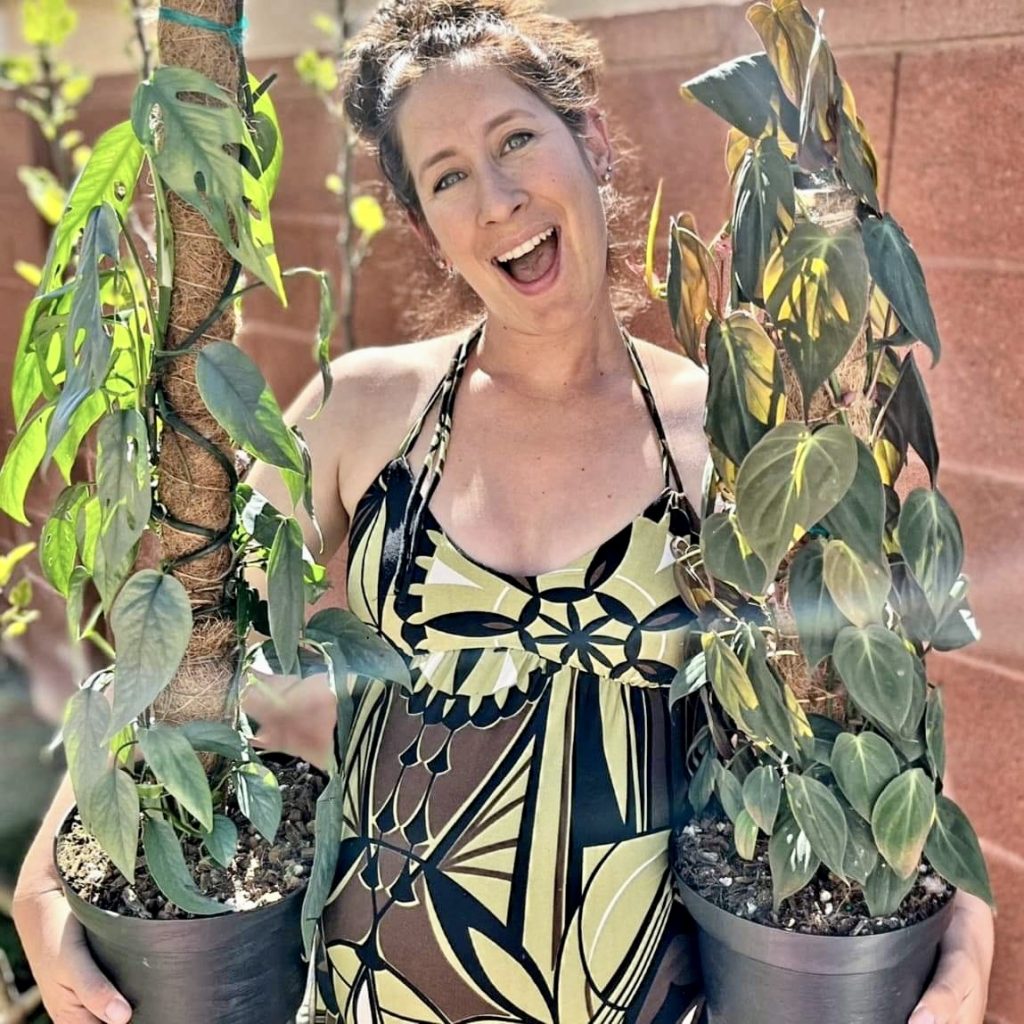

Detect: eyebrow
[417, 108, 537, 180]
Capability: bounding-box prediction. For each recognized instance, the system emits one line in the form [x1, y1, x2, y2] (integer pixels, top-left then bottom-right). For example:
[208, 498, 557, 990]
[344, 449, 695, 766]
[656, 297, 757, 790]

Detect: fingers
[59, 926, 133, 1024]
[909, 948, 980, 1024]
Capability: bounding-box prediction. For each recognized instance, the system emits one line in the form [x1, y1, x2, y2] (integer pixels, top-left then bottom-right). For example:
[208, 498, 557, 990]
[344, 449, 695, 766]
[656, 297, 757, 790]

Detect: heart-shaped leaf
[924, 795, 994, 906]
[871, 768, 936, 879]
[785, 773, 848, 879]
[830, 731, 900, 821]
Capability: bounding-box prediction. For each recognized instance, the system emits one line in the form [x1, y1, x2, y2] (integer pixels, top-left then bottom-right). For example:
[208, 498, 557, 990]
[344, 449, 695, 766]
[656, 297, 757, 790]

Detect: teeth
[496, 226, 555, 264]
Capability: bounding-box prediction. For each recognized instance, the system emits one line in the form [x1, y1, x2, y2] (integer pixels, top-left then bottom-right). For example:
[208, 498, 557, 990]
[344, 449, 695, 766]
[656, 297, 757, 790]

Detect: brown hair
[340, 0, 650, 338]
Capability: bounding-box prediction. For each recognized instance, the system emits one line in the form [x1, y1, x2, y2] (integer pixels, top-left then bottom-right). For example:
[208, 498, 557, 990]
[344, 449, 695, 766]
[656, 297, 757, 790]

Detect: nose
[476, 160, 527, 227]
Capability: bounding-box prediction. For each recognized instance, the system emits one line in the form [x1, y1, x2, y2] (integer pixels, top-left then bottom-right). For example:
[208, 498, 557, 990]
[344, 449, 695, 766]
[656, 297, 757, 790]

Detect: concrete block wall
[1, 2, 1020, 1018]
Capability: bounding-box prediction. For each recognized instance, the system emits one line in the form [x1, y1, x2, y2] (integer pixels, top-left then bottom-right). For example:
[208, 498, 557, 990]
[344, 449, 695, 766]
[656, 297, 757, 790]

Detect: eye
[432, 131, 535, 193]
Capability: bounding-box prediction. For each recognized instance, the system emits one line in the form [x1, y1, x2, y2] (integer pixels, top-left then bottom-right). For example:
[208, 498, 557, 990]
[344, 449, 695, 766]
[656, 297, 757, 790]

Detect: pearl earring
[602, 163, 613, 183]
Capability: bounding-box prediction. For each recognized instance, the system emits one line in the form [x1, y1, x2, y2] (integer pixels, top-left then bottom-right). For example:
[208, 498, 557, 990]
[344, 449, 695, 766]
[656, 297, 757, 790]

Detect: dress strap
[395, 319, 485, 592]
[621, 328, 685, 492]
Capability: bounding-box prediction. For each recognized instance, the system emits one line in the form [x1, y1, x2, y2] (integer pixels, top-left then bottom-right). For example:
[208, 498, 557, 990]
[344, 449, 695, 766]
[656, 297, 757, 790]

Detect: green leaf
[836, 107, 881, 212]
[861, 213, 941, 368]
[871, 768, 936, 879]
[195, 341, 304, 478]
[268, 517, 304, 678]
[40, 483, 88, 595]
[763, 221, 871, 407]
[249, 72, 282, 202]
[688, 746, 717, 815]
[131, 67, 285, 302]
[768, 810, 820, 910]
[787, 539, 850, 667]
[884, 351, 938, 487]
[79, 766, 139, 882]
[235, 762, 282, 843]
[38, 121, 143, 295]
[733, 808, 760, 860]
[202, 814, 239, 869]
[0, 400, 52, 525]
[743, 765, 782, 834]
[862, 858, 915, 916]
[735, 421, 858, 581]
[107, 571, 193, 736]
[304, 607, 411, 689]
[897, 488, 964, 621]
[94, 409, 151, 611]
[44, 203, 121, 469]
[830, 731, 901, 821]
[832, 624, 917, 738]
[713, 762, 745, 825]
[63, 687, 112, 809]
[680, 52, 801, 140]
[924, 687, 946, 779]
[138, 725, 213, 831]
[704, 311, 782, 471]
[818, 437, 886, 565]
[841, 802, 879, 885]
[300, 772, 344, 957]
[142, 816, 228, 915]
[924, 795, 994, 907]
[701, 511, 770, 596]
[930, 579, 981, 652]
[822, 539, 891, 628]
[670, 649, 708, 707]
[180, 721, 246, 761]
[731, 134, 795, 303]
[784, 774, 848, 879]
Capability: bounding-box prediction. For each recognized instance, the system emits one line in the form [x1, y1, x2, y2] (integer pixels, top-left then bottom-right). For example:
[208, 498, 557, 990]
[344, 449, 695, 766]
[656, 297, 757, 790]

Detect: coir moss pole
[678, 880, 954, 1024]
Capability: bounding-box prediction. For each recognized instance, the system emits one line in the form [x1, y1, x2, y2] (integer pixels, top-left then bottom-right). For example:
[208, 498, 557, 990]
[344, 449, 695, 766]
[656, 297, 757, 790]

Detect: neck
[473, 301, 629, 400]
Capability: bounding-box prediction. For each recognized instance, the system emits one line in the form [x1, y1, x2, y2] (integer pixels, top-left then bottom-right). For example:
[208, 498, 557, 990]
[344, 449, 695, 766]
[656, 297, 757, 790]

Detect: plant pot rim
[673, 869, 955, 974]
[53, 802, 310, 930]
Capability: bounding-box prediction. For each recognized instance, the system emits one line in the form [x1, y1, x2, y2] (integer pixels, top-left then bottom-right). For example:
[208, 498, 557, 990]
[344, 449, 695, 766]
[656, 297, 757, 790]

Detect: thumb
[63, 928, 132, 1024]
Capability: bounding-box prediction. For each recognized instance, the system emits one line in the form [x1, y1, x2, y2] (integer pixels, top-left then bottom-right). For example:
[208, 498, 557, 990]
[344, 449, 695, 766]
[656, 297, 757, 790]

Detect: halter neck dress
[312, 319, 706, 1024]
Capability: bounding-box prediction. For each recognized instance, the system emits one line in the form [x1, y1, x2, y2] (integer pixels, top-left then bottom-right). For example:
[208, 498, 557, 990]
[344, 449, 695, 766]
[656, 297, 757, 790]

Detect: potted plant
[1, 4, 406, 1022]
[644, 2, 995, 1022]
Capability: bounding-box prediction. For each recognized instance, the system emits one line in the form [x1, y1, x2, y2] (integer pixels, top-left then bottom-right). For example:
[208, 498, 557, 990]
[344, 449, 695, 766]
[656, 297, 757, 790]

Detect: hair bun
[370, 0, 513, 41]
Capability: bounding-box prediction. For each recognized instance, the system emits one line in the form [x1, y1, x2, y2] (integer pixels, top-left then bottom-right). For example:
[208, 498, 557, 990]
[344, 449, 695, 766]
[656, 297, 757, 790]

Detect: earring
[436, 257, 454, 278]
[602, 162, 613, 184]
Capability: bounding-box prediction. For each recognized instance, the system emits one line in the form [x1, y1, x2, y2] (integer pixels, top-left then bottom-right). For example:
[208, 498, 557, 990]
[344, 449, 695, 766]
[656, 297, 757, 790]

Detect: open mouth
[492, 226, 560, 292]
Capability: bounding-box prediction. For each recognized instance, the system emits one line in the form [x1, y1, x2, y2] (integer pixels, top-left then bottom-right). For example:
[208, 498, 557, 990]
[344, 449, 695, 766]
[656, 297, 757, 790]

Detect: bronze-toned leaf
[667, 212, 715, 363]
[764, 221, 871, 408]
[705, 310, 792, 468]
[735, 421, 858, 582]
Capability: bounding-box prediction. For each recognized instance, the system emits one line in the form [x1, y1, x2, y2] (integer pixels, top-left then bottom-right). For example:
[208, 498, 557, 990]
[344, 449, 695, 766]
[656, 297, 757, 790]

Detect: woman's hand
[243, 673, 338, 772]
[12, 876, 132, 1024]
[908, 889, 996, 1024]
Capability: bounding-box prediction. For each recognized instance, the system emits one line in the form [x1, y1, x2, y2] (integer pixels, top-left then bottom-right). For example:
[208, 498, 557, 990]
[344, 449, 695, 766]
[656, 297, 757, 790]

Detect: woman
[13, 1, 994, 1022]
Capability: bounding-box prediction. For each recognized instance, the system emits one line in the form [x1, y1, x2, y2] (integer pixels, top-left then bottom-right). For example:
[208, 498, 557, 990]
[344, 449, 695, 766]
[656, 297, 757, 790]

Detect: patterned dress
[313, 319, 706, 1024]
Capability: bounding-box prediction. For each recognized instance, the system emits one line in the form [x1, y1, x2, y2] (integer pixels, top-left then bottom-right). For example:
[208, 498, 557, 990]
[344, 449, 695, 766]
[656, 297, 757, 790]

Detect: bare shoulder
[630, 336, 710, 512]
[329, 326, 469, 514]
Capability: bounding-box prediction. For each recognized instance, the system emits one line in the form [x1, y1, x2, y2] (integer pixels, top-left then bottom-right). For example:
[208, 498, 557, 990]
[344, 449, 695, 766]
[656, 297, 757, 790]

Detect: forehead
[395, 61, 551, 154]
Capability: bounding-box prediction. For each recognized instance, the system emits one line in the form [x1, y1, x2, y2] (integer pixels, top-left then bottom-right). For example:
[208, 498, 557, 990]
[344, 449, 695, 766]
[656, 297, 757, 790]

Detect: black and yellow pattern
[314, 320, 705, 1023]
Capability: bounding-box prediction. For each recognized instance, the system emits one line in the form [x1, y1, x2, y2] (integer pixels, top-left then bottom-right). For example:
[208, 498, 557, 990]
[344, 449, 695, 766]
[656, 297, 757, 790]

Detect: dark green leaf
[202, 814, 238, 869]
[924, 687, 946, 779]
[862, 858, 915, 916]
[768, 809, 820, 910]
[788, 539, 850, 668]
[138, 725, 213, 831]
[107, 571, 192, 736]
[268, 517, 304, 678]
[841, 802, 879, 885]
[743, 764, 781, 835]
[714, 762, 745, 824]
[832, 624, 916, 738]
[300, 772, 344, 957]
[733, 808, 759, 860]
[235, 762, 282, 843]
[142, 816, 228, 915]
[818, 437, 886, 565]
[822, 539, 891, 629]
[861, 214, 941, 368]
[79, 766, 139, 882]
[871, 768, 936, 879]
[924, 795, 994, 907]
[830, 731, 900, 820]
[784, 774, 848, 879]
[897, 488, 964, 622]
[180, 720, 246, 761]
[195, 342, 304, 477]
[701, 511, 770, 596]
[305, 607, 411, 689]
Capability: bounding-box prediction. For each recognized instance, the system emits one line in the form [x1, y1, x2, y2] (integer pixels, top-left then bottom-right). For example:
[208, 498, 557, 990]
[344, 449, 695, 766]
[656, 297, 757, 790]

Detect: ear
[405, 207, 437, 256]
[581, 106, 614, 181]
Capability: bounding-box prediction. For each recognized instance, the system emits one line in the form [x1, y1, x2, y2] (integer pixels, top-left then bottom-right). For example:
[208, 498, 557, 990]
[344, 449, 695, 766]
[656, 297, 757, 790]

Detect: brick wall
[1, 1, 1020, 1018]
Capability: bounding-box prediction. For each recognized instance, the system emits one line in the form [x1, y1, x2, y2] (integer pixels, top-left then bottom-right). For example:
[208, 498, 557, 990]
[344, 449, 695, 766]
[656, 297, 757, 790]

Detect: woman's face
[395, 60, 613, 331]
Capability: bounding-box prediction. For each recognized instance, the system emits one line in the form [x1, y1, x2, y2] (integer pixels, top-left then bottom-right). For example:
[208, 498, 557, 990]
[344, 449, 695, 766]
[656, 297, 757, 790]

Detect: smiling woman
[303, 2, 712, 1022]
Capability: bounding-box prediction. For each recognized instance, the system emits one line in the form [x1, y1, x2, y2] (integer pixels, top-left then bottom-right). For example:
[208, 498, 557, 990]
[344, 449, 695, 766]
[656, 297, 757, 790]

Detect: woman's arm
[909, 774, 996, 1024]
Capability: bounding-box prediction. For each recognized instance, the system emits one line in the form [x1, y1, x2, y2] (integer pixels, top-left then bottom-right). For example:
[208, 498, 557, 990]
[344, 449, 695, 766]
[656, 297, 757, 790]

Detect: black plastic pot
[675, 874, 955, 1024]
[54, 807, 309, 1024]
